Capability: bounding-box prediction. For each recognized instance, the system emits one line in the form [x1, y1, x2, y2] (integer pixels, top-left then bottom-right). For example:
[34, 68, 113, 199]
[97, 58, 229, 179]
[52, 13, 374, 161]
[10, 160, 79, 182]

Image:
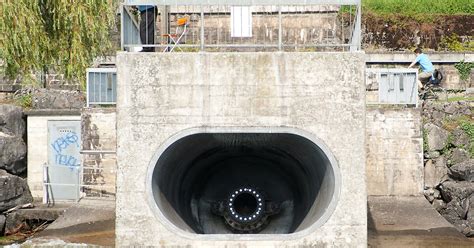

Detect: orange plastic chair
[162, 16, 189, 52]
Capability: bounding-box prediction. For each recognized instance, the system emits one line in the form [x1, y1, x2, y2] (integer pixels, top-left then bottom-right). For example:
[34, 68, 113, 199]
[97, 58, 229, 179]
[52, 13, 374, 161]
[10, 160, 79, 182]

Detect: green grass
[363, 0, 474, 15]
[447, 96, 474, 102]
[14, 93, 32, 109]
[460, 119, 474, 157]
[441, 115, 474, 158]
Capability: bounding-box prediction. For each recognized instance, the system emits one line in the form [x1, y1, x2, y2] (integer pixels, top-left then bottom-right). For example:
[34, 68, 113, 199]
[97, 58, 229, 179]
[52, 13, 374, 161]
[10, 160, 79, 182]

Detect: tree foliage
[1, 0, 115, 86]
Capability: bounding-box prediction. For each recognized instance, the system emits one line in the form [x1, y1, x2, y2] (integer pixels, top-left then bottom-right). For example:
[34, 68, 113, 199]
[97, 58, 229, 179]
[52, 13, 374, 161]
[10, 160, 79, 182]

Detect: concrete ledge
[366, 52, 474, 63]
[24, 109, 81, 116]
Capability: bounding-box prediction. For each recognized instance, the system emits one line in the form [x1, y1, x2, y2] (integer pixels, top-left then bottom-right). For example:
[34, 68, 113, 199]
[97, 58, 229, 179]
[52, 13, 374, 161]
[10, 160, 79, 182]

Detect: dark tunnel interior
[151, 133, 338, 234]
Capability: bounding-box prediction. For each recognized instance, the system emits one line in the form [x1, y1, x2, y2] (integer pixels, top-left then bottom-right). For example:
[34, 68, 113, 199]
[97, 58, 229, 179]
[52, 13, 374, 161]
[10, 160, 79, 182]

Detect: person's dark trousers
[140, 7, 157, 52]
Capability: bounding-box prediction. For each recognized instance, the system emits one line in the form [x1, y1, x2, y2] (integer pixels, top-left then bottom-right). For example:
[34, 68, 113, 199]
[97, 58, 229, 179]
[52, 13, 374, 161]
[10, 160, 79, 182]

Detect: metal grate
[86, 68, 117, 107]
[366, 68, 419, 106]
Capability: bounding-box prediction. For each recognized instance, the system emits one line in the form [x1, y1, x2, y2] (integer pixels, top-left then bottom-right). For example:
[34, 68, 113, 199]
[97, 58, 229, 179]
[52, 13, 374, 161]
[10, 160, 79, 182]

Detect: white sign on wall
[231, 6, 252, 37]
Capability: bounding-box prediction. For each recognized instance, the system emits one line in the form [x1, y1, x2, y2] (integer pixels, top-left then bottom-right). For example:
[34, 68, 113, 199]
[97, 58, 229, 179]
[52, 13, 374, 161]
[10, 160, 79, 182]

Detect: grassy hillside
[363, 0, 474, 16]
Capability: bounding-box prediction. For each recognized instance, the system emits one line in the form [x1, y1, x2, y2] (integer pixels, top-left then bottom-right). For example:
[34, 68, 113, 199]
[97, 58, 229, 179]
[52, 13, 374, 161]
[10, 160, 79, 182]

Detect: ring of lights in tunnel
[228, 187, 264, 223]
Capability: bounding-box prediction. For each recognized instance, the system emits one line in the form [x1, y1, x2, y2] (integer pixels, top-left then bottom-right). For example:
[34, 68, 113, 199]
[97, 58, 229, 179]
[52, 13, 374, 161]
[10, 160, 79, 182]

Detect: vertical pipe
[161, 5, 169, 50]
[120, 4, 124, 51]
[357, 2, 361, 50]
[278, 6, 282, 51]
[201, 6, 205, 51]
[43, 164, 48, 204]
[86, 70, 90, 107]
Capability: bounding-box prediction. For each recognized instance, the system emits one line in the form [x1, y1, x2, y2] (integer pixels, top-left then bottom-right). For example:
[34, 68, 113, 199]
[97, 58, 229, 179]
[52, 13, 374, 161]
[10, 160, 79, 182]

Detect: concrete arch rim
[145, 126, 342, 241]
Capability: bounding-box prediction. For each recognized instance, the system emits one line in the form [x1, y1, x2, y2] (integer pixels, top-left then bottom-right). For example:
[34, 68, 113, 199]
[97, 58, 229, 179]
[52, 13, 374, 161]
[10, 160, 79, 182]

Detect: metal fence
[86, 68, 117, 107]
[43, 162, 116, 204]
[121, 0, 361, 52]
[366, 68, 419, 106]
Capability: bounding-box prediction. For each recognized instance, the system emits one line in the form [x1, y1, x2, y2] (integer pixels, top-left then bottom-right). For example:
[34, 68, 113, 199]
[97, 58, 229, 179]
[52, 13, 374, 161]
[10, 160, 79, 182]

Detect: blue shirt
[138, 5, 154, 12]
[415, 54, 434, 73]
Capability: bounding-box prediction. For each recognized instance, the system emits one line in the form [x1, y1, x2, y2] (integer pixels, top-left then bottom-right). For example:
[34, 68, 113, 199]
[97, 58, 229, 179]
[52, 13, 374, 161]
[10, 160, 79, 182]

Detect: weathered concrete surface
[29, 198, 115, 247]
[26, 113, 81, 199]
[116, 52, 366, 246]
[366, 107, 423, 196]
[368, 196, 474, 247]
[81, 108, 117, 196]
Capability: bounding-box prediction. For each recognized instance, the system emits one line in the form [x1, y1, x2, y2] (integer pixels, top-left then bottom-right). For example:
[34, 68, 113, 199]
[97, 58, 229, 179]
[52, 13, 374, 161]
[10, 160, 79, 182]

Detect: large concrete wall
[366, 107, 424, 196]
[116, 52, 367, 247]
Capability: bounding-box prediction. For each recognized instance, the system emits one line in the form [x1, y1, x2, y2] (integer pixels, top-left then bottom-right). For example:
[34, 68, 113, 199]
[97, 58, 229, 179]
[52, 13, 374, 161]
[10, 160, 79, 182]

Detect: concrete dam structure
[116, 52, 366, 246]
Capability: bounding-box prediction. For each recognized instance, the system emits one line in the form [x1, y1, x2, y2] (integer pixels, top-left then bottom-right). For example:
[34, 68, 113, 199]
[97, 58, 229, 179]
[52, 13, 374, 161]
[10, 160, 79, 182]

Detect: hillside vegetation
[363, 0, 474, 16]
[361, 0, 474, 51]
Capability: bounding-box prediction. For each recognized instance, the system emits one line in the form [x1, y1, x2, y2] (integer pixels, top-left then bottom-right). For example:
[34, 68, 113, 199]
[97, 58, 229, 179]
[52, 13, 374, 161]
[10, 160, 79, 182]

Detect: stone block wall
[116, 52, 366, 247]
[366, 107, 424, 196]
[81, 108, 117, 197]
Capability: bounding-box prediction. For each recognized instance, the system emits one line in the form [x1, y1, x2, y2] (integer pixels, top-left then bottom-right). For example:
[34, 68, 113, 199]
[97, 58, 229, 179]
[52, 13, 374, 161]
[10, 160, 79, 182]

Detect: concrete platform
[20, 196, 474, 247]
[24, 198, 115, 247]
[368, 196, 474, 248]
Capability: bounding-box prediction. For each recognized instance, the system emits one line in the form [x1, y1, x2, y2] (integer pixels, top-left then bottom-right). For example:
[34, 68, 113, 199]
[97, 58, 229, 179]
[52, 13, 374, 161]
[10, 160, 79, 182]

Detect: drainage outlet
[149, 132, 340, 234]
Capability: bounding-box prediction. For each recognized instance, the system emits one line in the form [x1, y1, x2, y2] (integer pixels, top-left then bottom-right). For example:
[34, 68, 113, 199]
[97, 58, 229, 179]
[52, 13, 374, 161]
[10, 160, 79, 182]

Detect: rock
[424, 123, 449, 151]
[449, 160, 474, 182]
[424, 151, 440, 159]
[440, 199, 468, 224]
[4, 208, 61, 235]
[424, 189, 435, 203]
[0, 105, 25, 137]
[0, 105, 26, 176]
[439, 181, 474, 203]
[0, 170, 33, 213]
[31, 88, 84, 109]
[431, 110, 445, 123]
[451, 128, 470, 148]
[424, 158, 448, 188]
[0, 134, 26, 175]
[454, 220, 472, 236]
[432, 199, 446, 212]
[448, 148, 470, 166]
[0, 214, 5, 235]
[433, 189, 441, 199]
[444, 104, 458, 115]
[468, 195, 474, 224]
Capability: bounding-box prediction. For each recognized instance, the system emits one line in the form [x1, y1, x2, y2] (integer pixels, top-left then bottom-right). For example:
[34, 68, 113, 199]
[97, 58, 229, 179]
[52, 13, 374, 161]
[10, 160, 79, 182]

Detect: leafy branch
[1, 0, 115, 87]
[454, 60, 473, 81]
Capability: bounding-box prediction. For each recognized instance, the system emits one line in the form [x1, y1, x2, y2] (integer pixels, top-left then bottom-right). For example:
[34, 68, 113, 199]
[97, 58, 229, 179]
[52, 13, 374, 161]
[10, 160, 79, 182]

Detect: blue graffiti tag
[51, 132, 79, 154]
[55, 154, 79, 167]
[51, 132, 80, 168]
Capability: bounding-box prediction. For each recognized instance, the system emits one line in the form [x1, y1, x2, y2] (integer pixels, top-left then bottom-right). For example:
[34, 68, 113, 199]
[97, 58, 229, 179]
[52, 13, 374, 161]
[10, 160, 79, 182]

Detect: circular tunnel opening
[234, 193, 257, 216]
[149, 131, 340, 235]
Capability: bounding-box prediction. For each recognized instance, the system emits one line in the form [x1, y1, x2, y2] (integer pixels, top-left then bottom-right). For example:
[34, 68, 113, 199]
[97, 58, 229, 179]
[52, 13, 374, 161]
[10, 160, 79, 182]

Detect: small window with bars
[86, 68, 117, 107]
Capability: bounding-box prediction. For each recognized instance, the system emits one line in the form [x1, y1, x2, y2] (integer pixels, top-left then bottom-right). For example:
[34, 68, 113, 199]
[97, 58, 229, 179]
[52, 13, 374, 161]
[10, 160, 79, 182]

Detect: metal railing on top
[121, 0, 361, 52]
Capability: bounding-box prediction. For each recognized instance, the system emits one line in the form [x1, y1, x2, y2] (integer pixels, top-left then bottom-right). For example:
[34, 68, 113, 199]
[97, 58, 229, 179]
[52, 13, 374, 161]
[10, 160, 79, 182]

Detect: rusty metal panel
[46, 120, 81, 201]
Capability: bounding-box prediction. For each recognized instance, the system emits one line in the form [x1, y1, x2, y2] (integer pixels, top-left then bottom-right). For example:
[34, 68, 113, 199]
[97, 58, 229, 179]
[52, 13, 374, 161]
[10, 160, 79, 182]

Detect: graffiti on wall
[51, 131, 80, 167]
